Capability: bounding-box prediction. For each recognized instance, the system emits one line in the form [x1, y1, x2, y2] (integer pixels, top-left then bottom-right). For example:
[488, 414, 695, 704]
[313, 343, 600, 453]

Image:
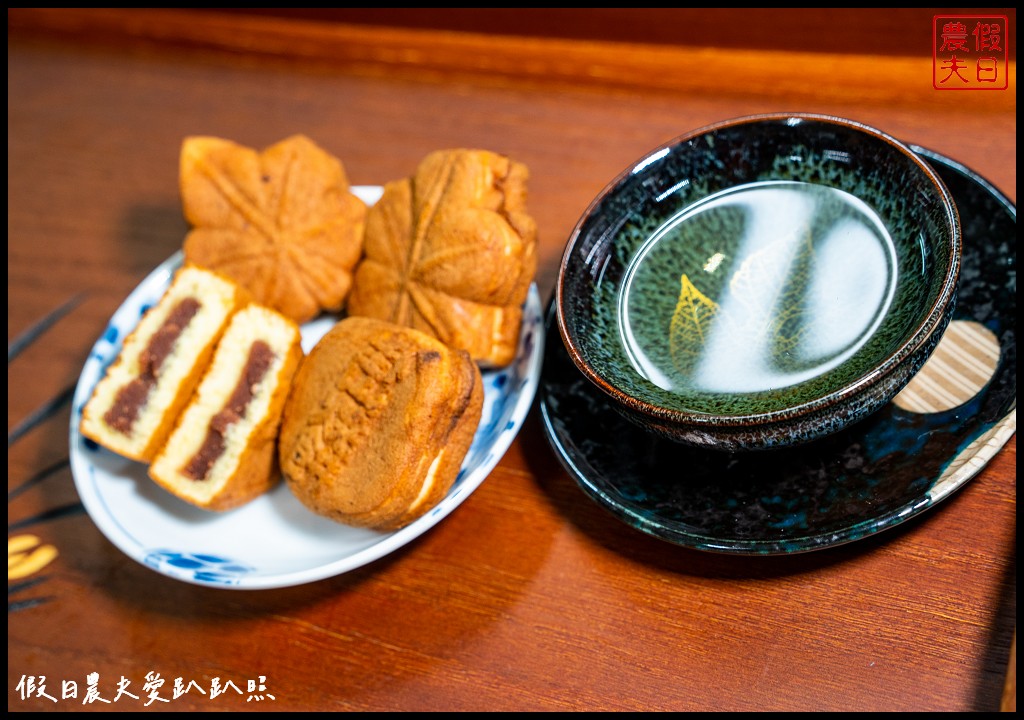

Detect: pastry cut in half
[279, 316, 484, 531]
[149, 304, 303, 511]
[79, 265, 247, 462]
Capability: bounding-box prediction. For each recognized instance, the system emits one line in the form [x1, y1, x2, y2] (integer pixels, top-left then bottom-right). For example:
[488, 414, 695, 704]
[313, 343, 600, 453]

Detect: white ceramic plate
[69, 186, 544, 589]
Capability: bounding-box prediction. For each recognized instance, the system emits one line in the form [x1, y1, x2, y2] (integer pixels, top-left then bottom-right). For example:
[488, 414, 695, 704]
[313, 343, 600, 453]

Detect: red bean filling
[182, 340, 275, 481]
[103, 298, 201, 435]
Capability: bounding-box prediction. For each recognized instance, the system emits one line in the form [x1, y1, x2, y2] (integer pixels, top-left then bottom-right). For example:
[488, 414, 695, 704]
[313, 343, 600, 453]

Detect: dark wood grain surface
[7, 9, 1016, 712]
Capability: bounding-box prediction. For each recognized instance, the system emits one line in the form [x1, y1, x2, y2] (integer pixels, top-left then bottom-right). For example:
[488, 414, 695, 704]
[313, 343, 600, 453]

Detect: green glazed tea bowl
[556, 113, 961, 452]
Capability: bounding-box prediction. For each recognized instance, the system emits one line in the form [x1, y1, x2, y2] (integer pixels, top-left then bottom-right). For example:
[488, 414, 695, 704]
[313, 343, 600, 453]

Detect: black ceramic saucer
[539, 148, 1016, 555]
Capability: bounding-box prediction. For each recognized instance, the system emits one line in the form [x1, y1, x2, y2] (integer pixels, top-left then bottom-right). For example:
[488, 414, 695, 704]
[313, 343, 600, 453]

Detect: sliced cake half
[80, 265, 246, 462]
[149, 304, 303, 511]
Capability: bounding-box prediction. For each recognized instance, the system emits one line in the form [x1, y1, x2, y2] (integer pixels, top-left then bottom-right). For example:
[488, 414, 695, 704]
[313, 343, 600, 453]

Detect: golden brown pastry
[279, 316, 484, 531]
[180, 134, 367, 324]
[149, 304, 303, 511]
[80, 265, 247, 462]
[346, 148, 537, 368]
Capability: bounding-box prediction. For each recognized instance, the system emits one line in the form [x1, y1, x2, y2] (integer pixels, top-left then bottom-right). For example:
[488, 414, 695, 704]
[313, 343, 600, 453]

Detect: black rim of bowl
[555, 112, 962, 429]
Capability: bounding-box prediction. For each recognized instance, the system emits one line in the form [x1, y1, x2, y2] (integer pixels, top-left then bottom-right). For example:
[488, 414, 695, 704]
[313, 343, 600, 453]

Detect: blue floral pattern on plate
[144, 550, 254, 585]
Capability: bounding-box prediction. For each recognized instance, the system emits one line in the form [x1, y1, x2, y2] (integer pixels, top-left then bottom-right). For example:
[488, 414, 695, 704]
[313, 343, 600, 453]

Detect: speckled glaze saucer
[539, 148, 1015, 554]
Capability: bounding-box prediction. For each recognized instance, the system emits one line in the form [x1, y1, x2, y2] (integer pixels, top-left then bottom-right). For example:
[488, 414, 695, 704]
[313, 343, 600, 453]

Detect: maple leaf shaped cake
[180, 135, 367, 324]
[347, 149, 538, 368]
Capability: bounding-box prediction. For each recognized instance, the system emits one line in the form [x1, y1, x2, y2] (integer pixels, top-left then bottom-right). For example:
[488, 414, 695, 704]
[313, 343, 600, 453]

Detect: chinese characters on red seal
[934, 15, 1009, 90]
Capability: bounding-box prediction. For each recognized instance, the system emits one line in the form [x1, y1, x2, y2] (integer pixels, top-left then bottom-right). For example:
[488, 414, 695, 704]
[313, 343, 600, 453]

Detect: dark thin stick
[7, 576, 51, 596]
[8, 597, 56, 612]
[8, 578, 55, 613]
[8, 293, 86, 362]
[7, 502, 86, 531]
[8, 457, 70, 502]
[7, 384, 76, 447]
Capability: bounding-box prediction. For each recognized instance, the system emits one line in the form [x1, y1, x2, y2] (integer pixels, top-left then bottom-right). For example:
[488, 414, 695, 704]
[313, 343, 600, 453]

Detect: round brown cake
[279, 316, 484, 531]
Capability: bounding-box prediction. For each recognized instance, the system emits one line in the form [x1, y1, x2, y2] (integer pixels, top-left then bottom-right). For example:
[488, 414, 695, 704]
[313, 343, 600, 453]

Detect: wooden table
[7, 9, 1016, 712]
